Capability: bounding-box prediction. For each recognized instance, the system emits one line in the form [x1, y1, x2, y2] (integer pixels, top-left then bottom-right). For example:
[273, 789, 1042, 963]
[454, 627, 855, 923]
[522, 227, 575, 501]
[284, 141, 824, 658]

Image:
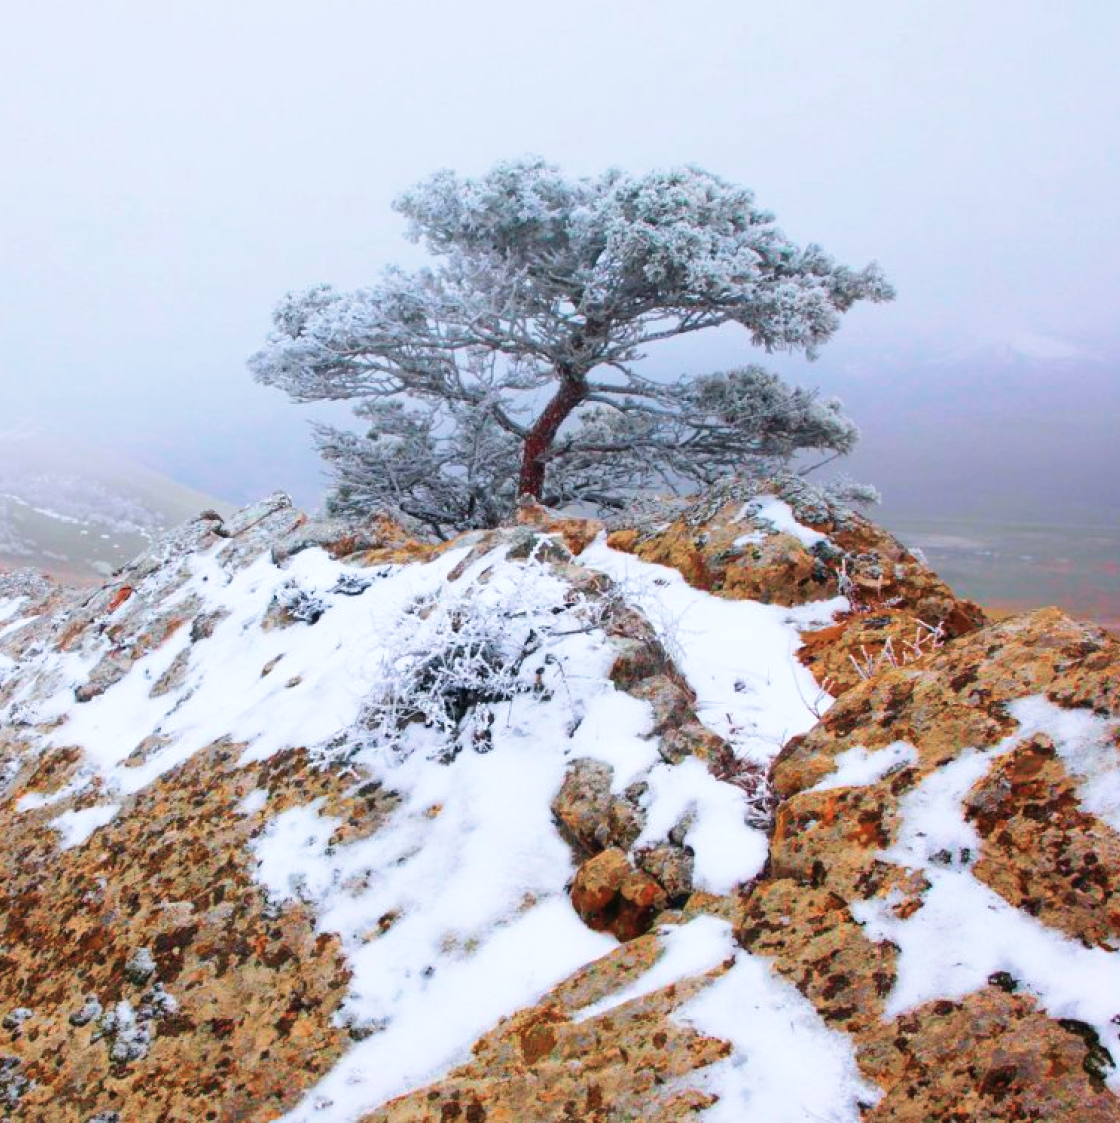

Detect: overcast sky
[2, 1, 1118, 506]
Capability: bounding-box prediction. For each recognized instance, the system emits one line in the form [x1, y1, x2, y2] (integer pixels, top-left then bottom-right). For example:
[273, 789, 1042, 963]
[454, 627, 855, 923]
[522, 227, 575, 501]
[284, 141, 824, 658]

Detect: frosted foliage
[342, 553, 607, 764]
[251, 158, 892, 533]
[317, 398, 520, 532]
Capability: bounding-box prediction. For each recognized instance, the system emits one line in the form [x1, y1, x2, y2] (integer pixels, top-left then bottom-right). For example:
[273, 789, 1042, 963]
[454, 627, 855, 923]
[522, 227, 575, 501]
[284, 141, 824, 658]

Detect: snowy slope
[0, 497, 876, 1119]
[2, 494, 1118, 1119]
[0, 424, 232, 582]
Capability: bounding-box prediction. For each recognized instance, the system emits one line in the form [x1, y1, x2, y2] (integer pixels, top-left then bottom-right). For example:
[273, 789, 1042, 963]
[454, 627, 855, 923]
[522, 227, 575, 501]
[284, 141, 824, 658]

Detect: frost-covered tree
[250, 158, 893, 537]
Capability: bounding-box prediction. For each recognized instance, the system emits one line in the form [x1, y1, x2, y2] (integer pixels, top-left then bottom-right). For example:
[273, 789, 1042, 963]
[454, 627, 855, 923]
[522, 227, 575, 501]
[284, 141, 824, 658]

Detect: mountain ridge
[0, 484, 1117, 1120]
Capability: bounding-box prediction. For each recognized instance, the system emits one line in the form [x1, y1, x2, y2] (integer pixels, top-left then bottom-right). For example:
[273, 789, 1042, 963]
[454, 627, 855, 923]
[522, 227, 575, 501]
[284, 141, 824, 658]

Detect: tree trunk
[517, 376, 586, 499]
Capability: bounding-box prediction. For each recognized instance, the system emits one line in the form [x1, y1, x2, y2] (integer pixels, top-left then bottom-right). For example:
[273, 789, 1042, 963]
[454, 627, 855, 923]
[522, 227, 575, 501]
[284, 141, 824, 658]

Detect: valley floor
[882, 515, 1120, 633]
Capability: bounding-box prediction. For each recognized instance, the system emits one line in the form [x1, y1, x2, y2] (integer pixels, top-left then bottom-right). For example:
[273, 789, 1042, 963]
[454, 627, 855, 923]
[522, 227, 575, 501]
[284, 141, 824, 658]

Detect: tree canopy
[250, 157, 893, 537]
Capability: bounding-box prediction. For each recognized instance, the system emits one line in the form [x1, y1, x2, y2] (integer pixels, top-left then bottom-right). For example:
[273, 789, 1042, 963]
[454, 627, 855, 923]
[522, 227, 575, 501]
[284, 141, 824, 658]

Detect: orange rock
[753, 607, 1120, 1119]
[105, 584, 135, 614]
[570, 849, 669, 941]
[516, 500, 604, 556]
[362, 928, 732, 1123]
[966, 735, 1120, 947]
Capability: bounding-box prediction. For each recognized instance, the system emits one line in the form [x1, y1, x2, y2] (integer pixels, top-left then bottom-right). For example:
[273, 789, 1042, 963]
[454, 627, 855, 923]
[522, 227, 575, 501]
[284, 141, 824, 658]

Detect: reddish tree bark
[517, 376, 586, 499]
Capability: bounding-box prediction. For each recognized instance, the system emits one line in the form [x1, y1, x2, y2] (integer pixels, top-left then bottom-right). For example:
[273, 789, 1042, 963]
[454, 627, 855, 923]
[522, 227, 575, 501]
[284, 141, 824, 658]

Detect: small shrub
[338, 557, 612, 764]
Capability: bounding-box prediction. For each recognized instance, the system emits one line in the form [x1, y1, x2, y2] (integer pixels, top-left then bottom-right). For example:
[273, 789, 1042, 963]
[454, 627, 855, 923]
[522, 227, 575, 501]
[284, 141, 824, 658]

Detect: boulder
[570, 848, 669, 941]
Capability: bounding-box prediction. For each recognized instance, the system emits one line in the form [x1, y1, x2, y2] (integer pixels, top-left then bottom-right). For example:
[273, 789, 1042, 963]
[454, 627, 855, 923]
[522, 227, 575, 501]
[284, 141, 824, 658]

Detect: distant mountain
[0, 423, 234, 582]
[826, 332, 1120, 527]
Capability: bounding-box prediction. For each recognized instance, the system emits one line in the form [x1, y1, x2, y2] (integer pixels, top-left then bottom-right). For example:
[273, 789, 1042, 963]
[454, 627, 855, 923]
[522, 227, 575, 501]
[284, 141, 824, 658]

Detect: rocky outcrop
[569, 847, 669, 940]
[0, 499, 361, 1121]
[1, 480, 1118, 1122]
[361, 926, 732, 1123]
[742, 607, 1120, 1119]
[0, 741, 353, 1121]
[858, 988, 1120, 1123]
[965, 736, 1120, 947]
[607, 476, 987, 698]
[0, 491, 757, 1118]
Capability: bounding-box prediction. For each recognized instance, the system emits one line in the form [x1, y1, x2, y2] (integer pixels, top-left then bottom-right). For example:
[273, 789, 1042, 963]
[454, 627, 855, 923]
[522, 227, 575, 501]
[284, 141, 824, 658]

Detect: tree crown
[250, 158, 893, 536]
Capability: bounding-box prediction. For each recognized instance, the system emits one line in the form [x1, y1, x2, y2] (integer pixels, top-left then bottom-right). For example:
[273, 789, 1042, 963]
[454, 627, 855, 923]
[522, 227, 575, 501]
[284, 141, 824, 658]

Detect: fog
[2, 0, 1118, 517]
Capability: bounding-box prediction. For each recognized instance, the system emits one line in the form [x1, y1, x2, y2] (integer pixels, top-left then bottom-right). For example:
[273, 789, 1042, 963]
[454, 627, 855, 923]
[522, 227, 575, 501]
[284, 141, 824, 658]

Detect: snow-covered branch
[250, 157, 892, 529]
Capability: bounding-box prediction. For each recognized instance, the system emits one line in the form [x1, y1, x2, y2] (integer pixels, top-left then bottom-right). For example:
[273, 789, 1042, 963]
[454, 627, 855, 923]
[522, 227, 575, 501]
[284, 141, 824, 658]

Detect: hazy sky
[2, 1, 1118, 506]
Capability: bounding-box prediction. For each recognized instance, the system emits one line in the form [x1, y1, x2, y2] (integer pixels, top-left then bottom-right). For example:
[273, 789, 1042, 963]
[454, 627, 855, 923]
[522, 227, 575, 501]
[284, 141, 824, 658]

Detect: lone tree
[250, 158, 893, 537]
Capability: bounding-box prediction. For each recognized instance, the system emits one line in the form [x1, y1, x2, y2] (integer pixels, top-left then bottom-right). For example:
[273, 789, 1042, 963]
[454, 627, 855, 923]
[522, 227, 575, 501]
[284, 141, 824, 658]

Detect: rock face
[360, 927, 732, 1123]
[0, 500, 357, 1121]
[751, 607, 1120, 1120]
[569, 847, 669, 940]
[606, 475, 987, 698]
[0, 480, 1118, 1122]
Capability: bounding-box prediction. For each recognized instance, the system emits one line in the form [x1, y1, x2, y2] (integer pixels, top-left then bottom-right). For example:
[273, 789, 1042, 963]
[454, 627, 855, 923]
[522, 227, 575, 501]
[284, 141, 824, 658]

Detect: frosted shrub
[342, 558, 607, 764]
[269, 581, 326, 625]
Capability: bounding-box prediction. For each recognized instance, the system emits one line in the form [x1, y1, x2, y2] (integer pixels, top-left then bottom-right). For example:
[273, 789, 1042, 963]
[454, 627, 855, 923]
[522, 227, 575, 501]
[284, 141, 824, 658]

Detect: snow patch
[635, 758, 768, 894]
[0, 596, 27, 625]
[856, 694, 1120, 1090]
[809, 741, 918, 793]
[750, 496, 827, 548]
[238, 788, 268, 816]
[573, 915, 732, 1023]
[581, 537, 839, 765]
[50, 803, 121, 849]
[678, 947, 880, 1121]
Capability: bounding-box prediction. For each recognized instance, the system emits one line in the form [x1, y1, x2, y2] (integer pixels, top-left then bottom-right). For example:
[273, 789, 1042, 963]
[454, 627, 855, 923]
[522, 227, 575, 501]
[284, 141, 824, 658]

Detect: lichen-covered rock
[774, 607, 1114, 798]
[570, 847, 668, 941]
[735, 880, 898, 1037]
[551, 759, 645, 856]
[748, 606, 1120, 1119]
[270, 512, 439, 566]
[3, 483, 1117, 1122]
[361, 926, 732, 1123]
[635, 843, 695, 903]
[607, 476, 986, 705]
[796, 609, 958, 696]
[0, 741, 353, 1121]
[0, 501, 370, 1121]
[860, 990, 1120, 1122]
[965, 735, 1120, 947]
[515, 498, 604, 557]
[607, 476, 983, 623]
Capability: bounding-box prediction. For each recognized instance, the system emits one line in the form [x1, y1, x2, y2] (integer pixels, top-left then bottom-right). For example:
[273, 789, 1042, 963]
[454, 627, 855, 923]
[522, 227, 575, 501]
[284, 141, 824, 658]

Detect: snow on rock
[854, 695, 1120, 1085]
[741, 496, 828, 549]
[678, 934, 880, 1122]
[3, 504, 818, 1120]
[3, 489, 1119, 1121]
[256, 536, 825, 1120]
[573, 915, 733, 1024]
[0, 596, 27, 625]
[48, 802, 122, 849]
[633, 758, 768, 894]
[581, 535, 839, 763]
[569, 915, 879, 1121]
[0, 493, 860, 1121]
[808, 740, 918, 793]
[765, 605, 1120, 1117]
